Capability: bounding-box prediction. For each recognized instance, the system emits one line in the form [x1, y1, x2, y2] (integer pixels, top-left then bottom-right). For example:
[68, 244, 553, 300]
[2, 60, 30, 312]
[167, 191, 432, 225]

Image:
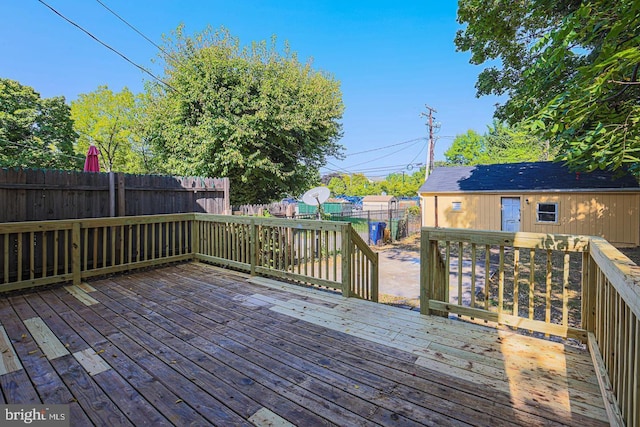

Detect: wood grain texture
[0, 325, 22, 375]
[23, 317, 70, 360]
[0, 263, 610, 426]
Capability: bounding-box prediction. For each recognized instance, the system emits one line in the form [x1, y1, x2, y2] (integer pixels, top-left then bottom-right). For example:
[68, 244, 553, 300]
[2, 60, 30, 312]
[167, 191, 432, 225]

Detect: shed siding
[421, 192, 639, 247]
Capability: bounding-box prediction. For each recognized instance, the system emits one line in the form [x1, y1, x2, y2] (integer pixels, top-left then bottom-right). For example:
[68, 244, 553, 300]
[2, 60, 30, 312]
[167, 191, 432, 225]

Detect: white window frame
[451, 201, 462, 212]
[536, 202, 558, 223]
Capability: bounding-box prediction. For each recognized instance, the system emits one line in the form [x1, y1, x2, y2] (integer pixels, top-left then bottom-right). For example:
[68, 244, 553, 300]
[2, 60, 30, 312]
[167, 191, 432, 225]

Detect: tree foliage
[456, 0, 640, 172]
[0, 78, 79, 169]
[326, 167, 426, 197]
[72, 86, 151, 173]
[444, 123, 553, 165]
[144, 26, 344, 204]
[444, 130, 487, 165]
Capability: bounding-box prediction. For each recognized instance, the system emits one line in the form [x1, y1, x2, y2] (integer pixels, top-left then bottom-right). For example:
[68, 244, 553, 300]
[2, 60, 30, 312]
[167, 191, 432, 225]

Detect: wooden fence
[420, 227, 639, 426]
[0, 213, 378, 302]
[0, 168, 230, 222]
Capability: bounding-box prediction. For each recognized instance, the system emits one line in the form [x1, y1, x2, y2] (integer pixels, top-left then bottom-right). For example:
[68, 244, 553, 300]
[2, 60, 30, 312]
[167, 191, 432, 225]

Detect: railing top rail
[422, 227, 590, 252]
[351, 228, 378, 260]
[589, 236, 640, 320]
[0, 213, 195, 232]
[195, 213, 346, 231]
[78, 213, 194, 228]
[0, 221, 75, 233]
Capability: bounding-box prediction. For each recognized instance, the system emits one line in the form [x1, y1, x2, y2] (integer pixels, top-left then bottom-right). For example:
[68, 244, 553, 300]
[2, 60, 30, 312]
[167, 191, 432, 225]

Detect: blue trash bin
[369, 221, 387, 244]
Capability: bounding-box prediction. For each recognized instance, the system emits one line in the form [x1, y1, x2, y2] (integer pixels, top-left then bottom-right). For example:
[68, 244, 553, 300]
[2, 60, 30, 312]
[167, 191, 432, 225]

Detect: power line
[321, 162, 423, 176]
[324, 160, 352, 174]
[353, 163, 422, 173]
[37, 0, 179, 94]
[336, 138, 424, 170]
[2, 140, 86, 161]
[94, 0, 179, 63]
[343, 137, 425, 157]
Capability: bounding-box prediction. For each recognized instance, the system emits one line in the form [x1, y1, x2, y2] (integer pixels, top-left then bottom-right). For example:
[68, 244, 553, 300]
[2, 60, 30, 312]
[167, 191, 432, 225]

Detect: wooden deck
[0, 262, 608, 426]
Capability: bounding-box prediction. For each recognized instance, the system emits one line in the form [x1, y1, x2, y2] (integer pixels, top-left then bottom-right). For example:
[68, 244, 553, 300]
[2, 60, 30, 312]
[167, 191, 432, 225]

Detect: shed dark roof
[418, 162, 640, 193]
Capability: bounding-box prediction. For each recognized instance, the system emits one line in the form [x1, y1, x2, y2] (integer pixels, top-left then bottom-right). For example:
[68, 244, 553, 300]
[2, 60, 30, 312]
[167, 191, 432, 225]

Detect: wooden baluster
[484, 245, 490, 311]
[457, 242, 463, 307]
[470, 243, 476, 309]
[42, 232, 47, 278]
[53, 230, 59, 277]
[498, 246, 504, 316]
[545, 250, 552, 330]
[513, 248, 520, 319]
[29, 231, 35, 280]
[562, 252, 570, 327]
[17, 232, 22, 282]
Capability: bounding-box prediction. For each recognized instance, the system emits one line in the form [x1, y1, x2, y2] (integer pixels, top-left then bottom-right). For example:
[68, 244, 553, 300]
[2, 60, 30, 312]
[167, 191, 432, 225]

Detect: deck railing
[420, 227, 639, 426]
[0, 213, 378, 301]
[193, 214, 378, 300]
[587, 237, 639, 426]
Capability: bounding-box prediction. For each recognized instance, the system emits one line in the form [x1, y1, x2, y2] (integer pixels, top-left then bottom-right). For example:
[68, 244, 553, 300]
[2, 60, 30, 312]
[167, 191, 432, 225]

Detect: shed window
[536, 202, 558, 223]
[451, 201, 462, 212]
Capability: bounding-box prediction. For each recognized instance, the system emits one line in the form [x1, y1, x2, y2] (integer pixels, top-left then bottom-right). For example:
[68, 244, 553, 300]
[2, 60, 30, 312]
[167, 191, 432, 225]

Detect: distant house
[418, 162, 640, 247]
[362, 195, 398, 212]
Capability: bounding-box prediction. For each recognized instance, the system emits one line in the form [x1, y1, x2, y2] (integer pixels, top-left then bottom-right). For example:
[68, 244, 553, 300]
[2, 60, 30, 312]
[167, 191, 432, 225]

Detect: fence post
[117, 173, 126, 216]
[250, 218, 257, 276]
[108, 172, 116, 217]
[72, 222, 81, 286]
[420, 228, 431, 315]
[341, 223, 352, 297]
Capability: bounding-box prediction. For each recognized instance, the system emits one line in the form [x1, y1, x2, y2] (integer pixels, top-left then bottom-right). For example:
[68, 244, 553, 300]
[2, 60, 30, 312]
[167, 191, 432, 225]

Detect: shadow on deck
[0, 262, 608, 426]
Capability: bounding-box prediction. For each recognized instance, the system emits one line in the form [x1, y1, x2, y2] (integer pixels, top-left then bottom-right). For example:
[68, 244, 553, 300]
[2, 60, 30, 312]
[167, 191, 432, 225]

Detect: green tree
[484, 122, 555, 163]
[0, 78, 79, 169]
[72, 85, 151, 173]
[456, 0, 640, 172]
[326, 168, 425, 198]
[444, 130, 487, 165]
[379, 168, 425, 197]
[144, 26, 344, 205]
[444, 124, 551, 166]
[327, 175, 347, 195]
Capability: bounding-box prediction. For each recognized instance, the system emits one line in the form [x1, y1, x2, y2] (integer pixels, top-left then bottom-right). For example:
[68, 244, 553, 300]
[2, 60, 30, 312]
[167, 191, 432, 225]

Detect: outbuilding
[362, 195, 398, 212]
[418, 162, 640, 247]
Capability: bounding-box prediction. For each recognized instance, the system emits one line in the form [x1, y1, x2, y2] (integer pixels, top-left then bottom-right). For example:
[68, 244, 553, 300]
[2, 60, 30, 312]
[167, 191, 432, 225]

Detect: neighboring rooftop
[419, 161, 640, 193]
[362, 195, 398, 202]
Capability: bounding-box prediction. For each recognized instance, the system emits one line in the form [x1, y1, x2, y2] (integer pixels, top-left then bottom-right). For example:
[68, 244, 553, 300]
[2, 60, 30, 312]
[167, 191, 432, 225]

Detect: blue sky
[1, 1, 501, 179]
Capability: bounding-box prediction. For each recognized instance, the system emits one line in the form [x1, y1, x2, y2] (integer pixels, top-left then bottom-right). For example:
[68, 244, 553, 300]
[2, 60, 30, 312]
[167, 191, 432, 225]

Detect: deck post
[250, 218, 257, 276]
[71, 222, 81, 286]
[341, 223, 351, 297]
[371, 250, 379, 303]
[191, 216, 199, 259]
[582, 249, 597, 332]
[420, 228, 431, 315]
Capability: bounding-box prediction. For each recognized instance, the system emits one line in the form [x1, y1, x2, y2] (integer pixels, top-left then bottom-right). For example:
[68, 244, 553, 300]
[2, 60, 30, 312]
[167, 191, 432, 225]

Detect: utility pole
[421, 105, 438, 179]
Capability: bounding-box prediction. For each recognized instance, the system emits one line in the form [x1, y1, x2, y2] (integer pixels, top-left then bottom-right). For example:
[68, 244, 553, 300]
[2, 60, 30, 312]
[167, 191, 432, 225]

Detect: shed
[362, 195, 398, 212]
[297, 198, 353, 215]
[418, 161, 640, 247]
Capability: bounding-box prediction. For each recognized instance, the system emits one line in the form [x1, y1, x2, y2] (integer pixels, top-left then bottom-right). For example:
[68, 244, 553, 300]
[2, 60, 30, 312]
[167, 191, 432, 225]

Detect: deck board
[170, 264, 608, 425]
[0, 262, 609, 426]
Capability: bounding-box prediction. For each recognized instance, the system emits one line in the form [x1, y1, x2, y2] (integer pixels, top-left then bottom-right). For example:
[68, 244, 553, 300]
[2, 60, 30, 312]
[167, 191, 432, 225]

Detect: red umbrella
[83, 144, 100, 172]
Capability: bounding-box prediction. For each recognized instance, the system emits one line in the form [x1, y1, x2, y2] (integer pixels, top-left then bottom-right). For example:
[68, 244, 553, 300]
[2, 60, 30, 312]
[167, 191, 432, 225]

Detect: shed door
[501, 197, 520, 232]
